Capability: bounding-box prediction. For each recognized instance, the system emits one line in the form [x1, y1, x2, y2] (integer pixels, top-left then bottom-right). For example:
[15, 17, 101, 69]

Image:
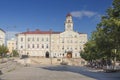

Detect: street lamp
[49, 29, 52, 64]
[113, 49, 117, 69]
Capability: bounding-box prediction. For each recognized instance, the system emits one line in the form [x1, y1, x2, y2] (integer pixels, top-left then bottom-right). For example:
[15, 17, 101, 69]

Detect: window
[32, 44, 34, 48]
[21, 45, 23, 48]
[28, 38, 30, 41]
[46, 38, 48, 41]
[21, 37, 23, 42]
[75, 47, 77, 50]
[46, 44, 48, 48]
[42, 44, 44, 48]
[75, 53, 77, 57]
[75, 35, 77, 38]
[42, 38, 44, 41]
[62, 39, 64, 43]
[62, 46, 64, 50]
[68, 20, 70, 22]
[32, 38, 34, 41]
[12, 43, 14, 45]
[37, 38, 39, 41]
[28, 44, 30, 48]
[80, 47, 81, 50]
[67, 47, 69, 49]
[37, 44, 39, 48]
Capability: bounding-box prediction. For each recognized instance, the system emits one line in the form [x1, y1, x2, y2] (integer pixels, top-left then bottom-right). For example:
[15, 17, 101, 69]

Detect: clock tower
[64, 13, 73, 31]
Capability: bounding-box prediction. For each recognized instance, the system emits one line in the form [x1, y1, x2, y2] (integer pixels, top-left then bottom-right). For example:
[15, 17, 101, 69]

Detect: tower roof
[66, 13, 72, 17]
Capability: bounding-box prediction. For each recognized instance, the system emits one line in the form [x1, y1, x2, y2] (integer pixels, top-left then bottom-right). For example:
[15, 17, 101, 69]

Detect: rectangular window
[37, 38, 39, 41]
[46, 44, 48, 48]
[32, 44, 34, 48]
[46, 38, 48, 41]
[21, 37, 23, 42]
[28, 38, 30, 41]
[28, 44, 30, 48]
[21, 45, 23, 48]
[37, 44, 39, 48]
[62, 46, 64, 50]
[62, 39, 64, 43]
[42, 38, 44, 41]
[75, 47, 77, 50]
[32, 38, 34, 41]
[42, 44, 44, 48]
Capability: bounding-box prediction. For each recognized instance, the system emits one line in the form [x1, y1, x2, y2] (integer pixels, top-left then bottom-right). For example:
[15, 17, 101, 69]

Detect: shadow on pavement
[40, 65, 120, 80]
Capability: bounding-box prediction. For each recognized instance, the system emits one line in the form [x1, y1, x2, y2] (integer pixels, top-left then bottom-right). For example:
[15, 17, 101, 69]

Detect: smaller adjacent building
[7, 38, 16, 53]
[0, 28, 5, 45]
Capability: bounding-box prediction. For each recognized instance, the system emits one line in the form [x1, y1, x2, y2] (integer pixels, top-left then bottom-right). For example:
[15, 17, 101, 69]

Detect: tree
[80, 33, 101, 61]
[81, 0, 120, 62]
[0, 45, 8, 57]
[97, 0, 120, 60]
[12, 50, 19, 57]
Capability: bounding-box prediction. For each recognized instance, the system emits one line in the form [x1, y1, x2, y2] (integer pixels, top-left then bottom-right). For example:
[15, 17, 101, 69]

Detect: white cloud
[71, 10, 97, 18]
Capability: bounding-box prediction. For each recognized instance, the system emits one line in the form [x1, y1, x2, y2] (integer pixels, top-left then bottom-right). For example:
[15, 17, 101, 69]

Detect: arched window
[45, 51, 49, 58]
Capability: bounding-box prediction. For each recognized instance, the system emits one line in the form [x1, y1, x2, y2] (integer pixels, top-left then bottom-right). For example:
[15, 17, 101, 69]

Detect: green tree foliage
[12, 50, 19, 57]
[81, 0, 120, 61]
[0, 45, 8, 57]
[80, 40, 98, 61]
[98, 0, 120, 59]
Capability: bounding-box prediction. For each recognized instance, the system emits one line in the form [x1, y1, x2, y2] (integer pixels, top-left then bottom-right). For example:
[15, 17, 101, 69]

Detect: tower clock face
[68, 24, 71, 28]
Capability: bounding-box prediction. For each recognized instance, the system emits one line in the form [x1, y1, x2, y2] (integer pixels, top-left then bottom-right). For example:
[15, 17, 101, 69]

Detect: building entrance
[67, 52, 72, 58]
[45, 51, 49, 58]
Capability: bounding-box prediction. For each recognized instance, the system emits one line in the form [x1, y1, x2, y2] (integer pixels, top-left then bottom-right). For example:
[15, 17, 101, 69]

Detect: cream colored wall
[17, 34, 50, 57]
[7, 38, 16, 53]
[17, 32, 87, 58]
[0, 30, 5, 45]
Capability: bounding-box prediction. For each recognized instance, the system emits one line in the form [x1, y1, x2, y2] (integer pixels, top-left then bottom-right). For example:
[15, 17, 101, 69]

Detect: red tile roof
[19, 30, 61, 34]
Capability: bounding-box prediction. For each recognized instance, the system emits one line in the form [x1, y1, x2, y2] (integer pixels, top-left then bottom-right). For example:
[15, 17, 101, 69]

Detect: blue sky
[0, 0, 113, 38]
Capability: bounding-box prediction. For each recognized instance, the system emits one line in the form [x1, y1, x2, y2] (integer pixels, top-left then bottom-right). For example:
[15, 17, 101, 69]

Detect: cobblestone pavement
[0, 63, 120, 80]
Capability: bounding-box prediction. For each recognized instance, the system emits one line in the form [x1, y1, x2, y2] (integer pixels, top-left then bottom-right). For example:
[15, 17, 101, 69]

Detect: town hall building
[16, 14, 87, 58]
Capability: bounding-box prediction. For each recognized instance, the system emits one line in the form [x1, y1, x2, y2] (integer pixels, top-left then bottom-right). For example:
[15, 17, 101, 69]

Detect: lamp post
[113, 49, 117, 69]
[49, 29, 52, 64]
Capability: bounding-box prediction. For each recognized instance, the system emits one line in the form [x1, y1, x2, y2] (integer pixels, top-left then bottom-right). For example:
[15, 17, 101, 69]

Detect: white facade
[16, 14, 87, 58]
[0, 28, 5, 45]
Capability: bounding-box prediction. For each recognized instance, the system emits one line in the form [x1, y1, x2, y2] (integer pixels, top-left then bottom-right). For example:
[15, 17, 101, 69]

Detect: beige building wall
[7, 38, 16, 53]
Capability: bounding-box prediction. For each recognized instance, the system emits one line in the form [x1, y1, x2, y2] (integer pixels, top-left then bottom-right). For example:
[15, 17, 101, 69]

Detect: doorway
[45, 51, 49, 58]
[67, 52, 72, 58]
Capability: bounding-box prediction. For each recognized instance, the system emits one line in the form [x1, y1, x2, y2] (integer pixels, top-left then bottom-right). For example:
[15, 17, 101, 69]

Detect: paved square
[0, 64, 120, 80]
